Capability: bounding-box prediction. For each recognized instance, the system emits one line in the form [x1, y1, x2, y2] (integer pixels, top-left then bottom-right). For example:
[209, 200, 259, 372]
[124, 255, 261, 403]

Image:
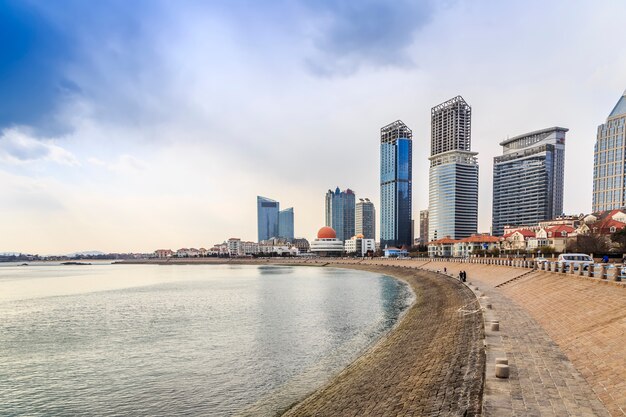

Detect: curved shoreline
[120, 259, 486, 415]
[281, 263, 485, 416]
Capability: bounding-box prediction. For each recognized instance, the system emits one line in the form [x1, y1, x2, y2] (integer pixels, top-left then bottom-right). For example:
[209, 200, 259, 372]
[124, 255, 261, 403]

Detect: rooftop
[608, 90, 626, 118]
[499, 126, 569, 147]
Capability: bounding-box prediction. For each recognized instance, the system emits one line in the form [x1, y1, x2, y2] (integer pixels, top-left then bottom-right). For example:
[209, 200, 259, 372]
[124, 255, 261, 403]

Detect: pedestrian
[462, 271, 467, 282]
[458, 272, 463, 282]
[444, 267, 447, 274]
[603, 255, 609, 263]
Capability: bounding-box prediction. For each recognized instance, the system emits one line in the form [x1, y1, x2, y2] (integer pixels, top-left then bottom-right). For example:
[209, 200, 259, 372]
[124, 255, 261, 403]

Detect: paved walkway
[283, 265, 485, 417]
[475, 282, 610, 417]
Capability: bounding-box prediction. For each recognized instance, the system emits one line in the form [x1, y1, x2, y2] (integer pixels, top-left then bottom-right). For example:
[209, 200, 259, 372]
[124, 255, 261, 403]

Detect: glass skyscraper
[428, 96, 478, 241]
[380, 120, 412, 248]
[325, 187, 356, 242]
[492, 127, 567, 236]
[356, 198, 375, 240]
[257, 196, 279, 242]
[278, 207, 294, 241]
[592, 90, 626, 212]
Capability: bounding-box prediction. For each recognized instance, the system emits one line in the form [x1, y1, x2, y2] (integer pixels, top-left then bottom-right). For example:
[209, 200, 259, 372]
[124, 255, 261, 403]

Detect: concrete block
[495, 364, 510, 378]
[490, 322, 500, 331]
[495, 357, 508, 365]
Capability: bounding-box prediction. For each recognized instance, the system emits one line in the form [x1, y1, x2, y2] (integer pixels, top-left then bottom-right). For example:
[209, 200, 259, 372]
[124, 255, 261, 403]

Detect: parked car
[556, 253, 594, 271]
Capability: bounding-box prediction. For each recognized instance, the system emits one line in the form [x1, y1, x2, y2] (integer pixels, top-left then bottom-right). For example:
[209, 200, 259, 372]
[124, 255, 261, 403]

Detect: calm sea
[0, 262, 412, 416]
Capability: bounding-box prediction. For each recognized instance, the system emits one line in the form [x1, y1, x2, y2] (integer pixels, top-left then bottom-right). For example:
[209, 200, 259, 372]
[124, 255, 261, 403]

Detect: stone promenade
[283, 265, 485, 417]
[419, 260, 623, 416]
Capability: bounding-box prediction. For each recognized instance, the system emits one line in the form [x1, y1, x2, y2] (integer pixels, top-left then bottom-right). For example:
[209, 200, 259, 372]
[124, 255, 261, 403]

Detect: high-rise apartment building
[325, 187, 356, 242]
[419, 209, 429, 244]
[278, 207, 294, 241]
[492, 127, 567, 236]
[428, 96, 478, 241]
[380, 120, 412, 248]
[592, 90, 626, 212]
[356, 198, 376, 240]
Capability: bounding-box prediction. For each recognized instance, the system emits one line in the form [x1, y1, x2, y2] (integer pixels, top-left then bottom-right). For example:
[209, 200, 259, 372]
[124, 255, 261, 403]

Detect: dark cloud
[303, 0, 434, 76]
[0, 2, 75, 133]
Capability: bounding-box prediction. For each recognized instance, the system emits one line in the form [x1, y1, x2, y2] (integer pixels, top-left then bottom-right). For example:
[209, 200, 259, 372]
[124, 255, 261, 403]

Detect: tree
[610, 226, 626, 252]
[570, 233, 609, 254]
[536, 246, 555, 255]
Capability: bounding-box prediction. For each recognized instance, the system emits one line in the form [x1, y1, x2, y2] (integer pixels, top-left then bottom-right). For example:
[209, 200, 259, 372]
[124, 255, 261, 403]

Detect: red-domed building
[310, 226, 344, 256]
[316, 226, 337, 239]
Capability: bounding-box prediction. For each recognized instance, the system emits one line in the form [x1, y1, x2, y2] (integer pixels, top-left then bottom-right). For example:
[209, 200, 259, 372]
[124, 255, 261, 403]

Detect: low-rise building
[453, 235, 500, 257]
[310, 226, 344, 256]
[501, 229, 535, 252]
[241, 241, 259, 255]
[154, 249, 174, 258]
[427, 237, 457, 257]
[292, 238, 310, 254]
[384, 246, 409, 258]
[227, 238, 242, 257]
[344, 234, 376, 257]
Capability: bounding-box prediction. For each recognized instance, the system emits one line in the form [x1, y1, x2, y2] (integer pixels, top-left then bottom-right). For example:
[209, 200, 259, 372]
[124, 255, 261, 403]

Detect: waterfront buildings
[257, 196, 295, 242]
[427, 235, 499, 258]
[278, 208, 294, 241]
[325, 187, 356, 243]
[492, 127, 568, 236]
[380, 120, 413, 248]
[344, 234, 376, 256]
[419, 210, 429, 244]
[428, 96, 478, 241]
[592, 90, 626, 212]
[356, 198, 376, 240]
[310, 226, 344, 256]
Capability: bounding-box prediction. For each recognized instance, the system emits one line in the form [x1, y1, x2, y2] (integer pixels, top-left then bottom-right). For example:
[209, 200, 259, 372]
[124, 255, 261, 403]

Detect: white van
[556, 253, 594, 271]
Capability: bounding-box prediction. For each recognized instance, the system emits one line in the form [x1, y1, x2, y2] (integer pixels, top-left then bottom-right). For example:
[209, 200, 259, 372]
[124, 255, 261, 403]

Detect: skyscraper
[428, 96, 478, 241]
[325, 187, 356, 242]
[278, 207, 294, 241]
[592, 90, 626, 212]
[492, 127, 567, 236]
[356, 198, 375, 240]
[419, 209, 429, 244]
[380, 120, 412, 248]
[257, 196, 279, 242]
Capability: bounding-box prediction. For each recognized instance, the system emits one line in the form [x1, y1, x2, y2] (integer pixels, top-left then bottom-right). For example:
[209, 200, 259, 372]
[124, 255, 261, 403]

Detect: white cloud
[0, 127, 80, 166]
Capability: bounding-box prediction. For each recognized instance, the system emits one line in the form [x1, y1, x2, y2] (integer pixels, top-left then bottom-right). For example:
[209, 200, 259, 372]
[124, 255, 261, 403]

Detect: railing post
[586, 264, 594, 277]
[608, 266, 618, 281]
[595, 264, 605, 279]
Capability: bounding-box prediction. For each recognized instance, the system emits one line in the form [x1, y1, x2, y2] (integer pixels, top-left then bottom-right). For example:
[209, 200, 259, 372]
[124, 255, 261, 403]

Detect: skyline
[2, 1, 626, 253]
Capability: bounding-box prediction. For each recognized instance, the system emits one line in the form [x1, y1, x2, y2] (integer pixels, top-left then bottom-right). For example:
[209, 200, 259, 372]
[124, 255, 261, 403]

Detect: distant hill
[66, 251, 106, 258]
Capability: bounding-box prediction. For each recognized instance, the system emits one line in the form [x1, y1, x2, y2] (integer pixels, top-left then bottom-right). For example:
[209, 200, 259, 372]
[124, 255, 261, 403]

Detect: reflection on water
[0, 263, 412, 416]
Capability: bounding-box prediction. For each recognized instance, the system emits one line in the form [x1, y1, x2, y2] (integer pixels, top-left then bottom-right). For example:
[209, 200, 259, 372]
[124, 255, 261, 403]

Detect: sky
[1, 0, 626, 254]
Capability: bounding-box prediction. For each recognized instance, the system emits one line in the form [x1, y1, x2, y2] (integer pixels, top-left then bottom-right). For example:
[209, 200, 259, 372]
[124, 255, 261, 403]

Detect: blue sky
[1, 0, 626, 253]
